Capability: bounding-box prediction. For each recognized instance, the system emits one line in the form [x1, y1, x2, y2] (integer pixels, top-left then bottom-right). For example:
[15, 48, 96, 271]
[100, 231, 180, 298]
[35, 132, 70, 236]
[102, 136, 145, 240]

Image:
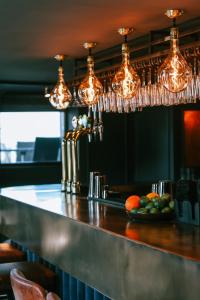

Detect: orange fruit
[125, 195, 140, 211]
[146, 192, 159, 200]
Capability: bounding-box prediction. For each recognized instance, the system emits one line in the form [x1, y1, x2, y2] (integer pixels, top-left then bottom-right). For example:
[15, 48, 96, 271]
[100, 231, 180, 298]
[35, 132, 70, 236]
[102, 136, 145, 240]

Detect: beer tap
[62, 107, 103, 194]
[97, 99, 104, 142]
[87, 107, 93, 143]
[92, 105, 98, 139]
[71, 129, 81, 194]
[61, 138, 67, 192]
[98, 110, 104, 142]
[66, 131, 73, 193]
[61, 130, 72, 192]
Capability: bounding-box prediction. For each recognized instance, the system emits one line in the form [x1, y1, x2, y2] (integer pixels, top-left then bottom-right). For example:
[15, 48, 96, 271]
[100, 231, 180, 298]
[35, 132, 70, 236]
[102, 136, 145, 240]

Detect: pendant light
[49, 54, 72, 110]
[158, 9, 192, 93]
[112, 28, 141, 99]
[78, 42, 103, 106]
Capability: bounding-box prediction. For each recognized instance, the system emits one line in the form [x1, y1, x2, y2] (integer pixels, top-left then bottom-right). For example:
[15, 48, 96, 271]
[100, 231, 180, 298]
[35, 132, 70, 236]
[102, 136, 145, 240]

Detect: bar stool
[0, 243, 26, 263]
[10, 268, 60, 300]
[0, 262, 57, 299]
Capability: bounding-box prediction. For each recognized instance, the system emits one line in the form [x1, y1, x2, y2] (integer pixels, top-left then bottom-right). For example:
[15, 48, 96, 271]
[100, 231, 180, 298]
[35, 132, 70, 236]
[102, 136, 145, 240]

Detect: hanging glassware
[158, 9, 192, 93]
[49, 55, 72, 110]
[46, 17, 199, 115]
[189, 51, 199, 102]
[78, 42, 103, 106]
[112, 27, 141, 100]
[70, 86, 86, 107]
[108, 78, 117, 112]
[101, 79, 109, 112]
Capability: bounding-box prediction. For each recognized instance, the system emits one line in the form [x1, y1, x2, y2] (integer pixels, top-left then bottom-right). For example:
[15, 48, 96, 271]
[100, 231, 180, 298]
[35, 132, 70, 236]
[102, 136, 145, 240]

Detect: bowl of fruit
[125, 192, 175, 221]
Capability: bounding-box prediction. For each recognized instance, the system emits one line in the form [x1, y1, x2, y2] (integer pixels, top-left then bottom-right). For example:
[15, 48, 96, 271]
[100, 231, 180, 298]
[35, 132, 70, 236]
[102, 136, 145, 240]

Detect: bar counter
[1, 184, 200, 300]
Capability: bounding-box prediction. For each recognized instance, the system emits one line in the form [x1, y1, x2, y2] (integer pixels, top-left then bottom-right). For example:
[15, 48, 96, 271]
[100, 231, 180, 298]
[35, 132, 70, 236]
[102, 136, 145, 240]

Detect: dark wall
[128, 107, 174, 183]
[78, 106, 175, 186]
[87, 113, 127, 185]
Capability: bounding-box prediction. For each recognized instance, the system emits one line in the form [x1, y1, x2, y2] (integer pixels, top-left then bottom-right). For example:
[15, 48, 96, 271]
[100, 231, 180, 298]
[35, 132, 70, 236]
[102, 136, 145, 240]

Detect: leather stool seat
[10, 268, 60, 300]
[0, 243, 26, 263]
[0, 261, 57, 294]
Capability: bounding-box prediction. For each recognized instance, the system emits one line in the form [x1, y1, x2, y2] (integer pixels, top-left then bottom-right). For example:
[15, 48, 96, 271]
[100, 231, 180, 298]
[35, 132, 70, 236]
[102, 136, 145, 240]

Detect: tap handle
[88, 133, 92, 143]
[98, 111, 104, 142]
[98, 124, 104, 142]
[88, 106, 92, 118]
[98, 110, 102, 123]
[87, 106, 92, 142]
[92, 108, 98, 139]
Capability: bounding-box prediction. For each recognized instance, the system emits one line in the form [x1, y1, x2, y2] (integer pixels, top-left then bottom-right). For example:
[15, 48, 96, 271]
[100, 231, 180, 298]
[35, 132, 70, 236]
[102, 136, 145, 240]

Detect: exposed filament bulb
[78, 43, 103, 106]
[158, 10, 192, 93]
[49, 55, 72, 110]
[112, 28, 140, 100]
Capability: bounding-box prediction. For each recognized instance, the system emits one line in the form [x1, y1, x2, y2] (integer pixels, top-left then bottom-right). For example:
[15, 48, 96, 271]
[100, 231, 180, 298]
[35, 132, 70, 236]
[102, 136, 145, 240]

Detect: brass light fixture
[49, 54, 72, 110]
[158, 9, 192, 93]
[78, 42, 103, 106]
[112, 27, 141, 99]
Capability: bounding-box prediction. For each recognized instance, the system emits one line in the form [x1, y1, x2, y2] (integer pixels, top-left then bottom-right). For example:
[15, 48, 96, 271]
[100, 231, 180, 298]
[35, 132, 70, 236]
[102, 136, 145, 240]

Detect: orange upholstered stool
[0, 243, 26, 263]
[0, 261, 57, 298]
[10, 268, 60, 300]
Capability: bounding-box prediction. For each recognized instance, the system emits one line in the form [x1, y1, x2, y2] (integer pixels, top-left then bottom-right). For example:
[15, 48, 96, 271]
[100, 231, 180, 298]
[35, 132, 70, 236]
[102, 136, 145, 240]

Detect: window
[0, 112, 62, 164]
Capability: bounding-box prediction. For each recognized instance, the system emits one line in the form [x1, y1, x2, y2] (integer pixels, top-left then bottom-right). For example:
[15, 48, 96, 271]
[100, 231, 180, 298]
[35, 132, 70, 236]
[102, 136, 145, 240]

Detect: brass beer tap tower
[61, 109, 103, 194]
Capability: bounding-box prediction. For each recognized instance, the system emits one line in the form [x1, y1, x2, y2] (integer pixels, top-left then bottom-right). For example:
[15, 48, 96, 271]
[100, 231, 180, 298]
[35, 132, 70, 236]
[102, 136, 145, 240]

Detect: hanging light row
[47, 9, 195, 110]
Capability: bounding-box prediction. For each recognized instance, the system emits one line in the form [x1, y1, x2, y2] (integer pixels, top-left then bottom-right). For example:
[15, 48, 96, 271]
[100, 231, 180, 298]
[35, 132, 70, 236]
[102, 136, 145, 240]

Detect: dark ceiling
[0, 0, 199, 101]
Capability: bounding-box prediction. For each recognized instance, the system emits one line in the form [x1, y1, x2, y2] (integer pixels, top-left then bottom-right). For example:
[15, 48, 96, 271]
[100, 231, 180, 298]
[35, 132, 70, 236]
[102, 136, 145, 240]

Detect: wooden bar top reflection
[1, 184, 200, 262]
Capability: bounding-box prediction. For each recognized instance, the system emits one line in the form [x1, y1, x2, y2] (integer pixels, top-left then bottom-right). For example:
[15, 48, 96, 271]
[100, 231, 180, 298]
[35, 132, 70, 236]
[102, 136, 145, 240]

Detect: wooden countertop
[1, 184, 200, 300]
[1, 184, 200, 262]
